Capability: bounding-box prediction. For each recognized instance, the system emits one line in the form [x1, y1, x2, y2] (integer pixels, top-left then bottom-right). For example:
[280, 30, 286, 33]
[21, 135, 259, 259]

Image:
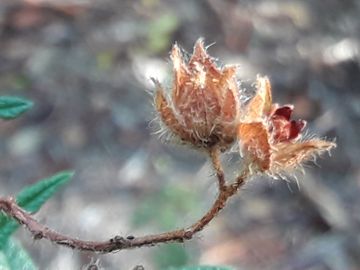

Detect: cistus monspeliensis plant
[0, 39, 336, 263]
[154, 39, 335, 179]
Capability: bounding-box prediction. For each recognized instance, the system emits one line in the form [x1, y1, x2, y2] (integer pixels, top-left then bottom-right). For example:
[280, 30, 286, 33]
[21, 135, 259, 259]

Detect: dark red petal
[272, 118, 291, 142]
[273, 105, 294, 120]
[288, 120, 306, 140]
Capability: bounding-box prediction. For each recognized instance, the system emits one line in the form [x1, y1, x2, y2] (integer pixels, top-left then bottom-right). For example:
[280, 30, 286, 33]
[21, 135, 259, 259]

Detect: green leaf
[16, 171, 74, 212]
[0, 96, 33, 120]
[0, 171, 74, 248]
[2, 238, 37, 270]
[168, 266, 234, 270]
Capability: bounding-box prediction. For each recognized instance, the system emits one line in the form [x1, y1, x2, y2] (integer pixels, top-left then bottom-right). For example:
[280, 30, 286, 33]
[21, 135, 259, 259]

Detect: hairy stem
[0, 168, 249, 253]
[209, 147, 226, 191]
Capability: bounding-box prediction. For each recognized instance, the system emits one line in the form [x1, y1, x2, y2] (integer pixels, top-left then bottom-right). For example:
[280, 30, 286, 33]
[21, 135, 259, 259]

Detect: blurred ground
[0, 0, 360, 269]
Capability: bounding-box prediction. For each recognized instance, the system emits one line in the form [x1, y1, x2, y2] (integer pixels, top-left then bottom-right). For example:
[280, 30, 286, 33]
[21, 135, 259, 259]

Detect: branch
[0, 169, 249, 253]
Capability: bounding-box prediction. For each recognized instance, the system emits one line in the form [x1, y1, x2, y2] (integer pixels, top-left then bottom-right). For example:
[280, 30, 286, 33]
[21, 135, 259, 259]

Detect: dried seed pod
[154, 39, 240, 151]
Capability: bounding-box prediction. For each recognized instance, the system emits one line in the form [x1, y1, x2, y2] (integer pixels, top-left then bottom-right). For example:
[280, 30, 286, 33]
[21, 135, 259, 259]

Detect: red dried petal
[271, 117, 291, 142]
[272, 105, 293, 120]
[288, 120, 306, 140]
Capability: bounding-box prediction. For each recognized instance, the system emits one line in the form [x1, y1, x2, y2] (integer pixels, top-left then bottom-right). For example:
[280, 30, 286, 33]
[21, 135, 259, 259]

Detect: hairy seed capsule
[154, 39, 240, 151]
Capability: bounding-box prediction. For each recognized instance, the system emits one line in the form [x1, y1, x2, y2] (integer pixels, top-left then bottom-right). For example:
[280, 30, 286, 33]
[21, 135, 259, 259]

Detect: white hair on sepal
[237, 79, 252, 104]
[148, 112, 161, 130]
[144, 84, 156, 97]
[281, 171, 301, 192]
[177, 43, 191, 62]
[149, 82, 184, 145]
[229, 140, 240, 154]
[148, 110, 164, 139]
[311, 155, 321, 168]
[150, 113, 175, 144]
[205, 41, 216, 50]
[326, 137, 337, 155]
[299, 129, 317, 141]
[264, 162, 303, 188]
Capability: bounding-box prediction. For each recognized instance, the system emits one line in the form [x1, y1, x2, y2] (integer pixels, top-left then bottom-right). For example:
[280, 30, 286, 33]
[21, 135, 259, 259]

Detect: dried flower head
[238, 76, 336, 174]
[153, 39, 240, 151]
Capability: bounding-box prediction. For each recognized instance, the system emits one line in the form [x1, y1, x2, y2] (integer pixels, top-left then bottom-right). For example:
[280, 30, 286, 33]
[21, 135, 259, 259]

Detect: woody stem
[0, 167, 249, 253]
[209, 147, 226, 192]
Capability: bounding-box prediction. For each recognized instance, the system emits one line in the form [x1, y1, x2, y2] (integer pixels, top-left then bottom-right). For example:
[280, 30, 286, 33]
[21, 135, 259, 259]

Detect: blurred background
[0, 0, 359, 269]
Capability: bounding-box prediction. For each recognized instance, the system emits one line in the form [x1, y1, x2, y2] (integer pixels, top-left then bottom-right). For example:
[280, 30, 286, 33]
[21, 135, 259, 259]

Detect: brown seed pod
[154, 39, 241, 151]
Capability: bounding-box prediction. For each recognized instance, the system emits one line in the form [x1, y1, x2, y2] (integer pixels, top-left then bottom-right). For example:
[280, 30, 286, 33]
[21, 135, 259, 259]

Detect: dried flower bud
[238, 76, 336, 174]
[154, 39, 240, 151]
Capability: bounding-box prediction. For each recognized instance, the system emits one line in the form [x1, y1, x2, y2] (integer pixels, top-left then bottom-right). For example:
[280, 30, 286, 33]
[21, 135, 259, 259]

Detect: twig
[0, 167, 249, 253]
